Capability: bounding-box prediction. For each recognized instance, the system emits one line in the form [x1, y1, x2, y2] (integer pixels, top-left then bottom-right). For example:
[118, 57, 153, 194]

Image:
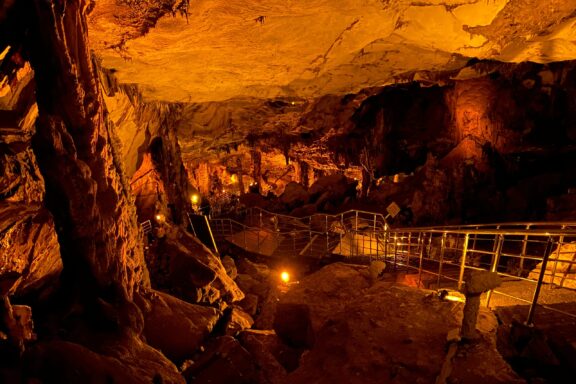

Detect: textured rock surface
[0, 40, 62, 298]
[28, 0, 148, 299]
[275, 263, 522, 384]
[0, 204, 61, 296]
[528, 242, 576, 289]
[182, 335, 258, 384]
[88, 0, 576, 103]
[147, 224, 244, 303]
[137, 290, 221, 362]
[224, 307, 254, 336]
[24, 338, 185, 384]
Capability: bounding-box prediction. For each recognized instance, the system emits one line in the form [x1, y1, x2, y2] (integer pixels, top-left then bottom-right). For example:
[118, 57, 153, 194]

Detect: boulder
[224, 307, 254, 336]
[238, 293, 259, 317]
[237, 258, 270, 282]
[24, 338, 185, 384]
[238, 330, 289, 383]
[308, 174, 355, 208]
[368, 260, 386, 283]
[182, 336, 257, 384]
[152, 226, 244, 303]
[235, 274, 269, 299]
[279, 182, 310, 210]
[137, 291, 221, 362]
[239, 329, 302, 374]
[221, 256, 238, 280]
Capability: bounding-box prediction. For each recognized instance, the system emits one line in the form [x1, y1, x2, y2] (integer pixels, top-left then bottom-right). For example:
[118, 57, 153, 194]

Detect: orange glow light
[280, 271, 290, 283]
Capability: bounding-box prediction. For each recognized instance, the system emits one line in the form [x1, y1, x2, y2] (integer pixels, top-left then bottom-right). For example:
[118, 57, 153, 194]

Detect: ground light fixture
[280, 271, 290, 283]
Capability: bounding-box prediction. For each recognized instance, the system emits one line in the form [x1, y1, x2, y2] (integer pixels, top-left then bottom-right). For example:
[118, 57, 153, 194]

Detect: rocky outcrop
[100, 76, 192, 225]
[0, 43, 62, 298]
[29, 0, 148, 299]
[136, 290, 221, 363]
[528, 242, 576, 289]
[149, 224, 244, 304]
[0, 204, 61, 297]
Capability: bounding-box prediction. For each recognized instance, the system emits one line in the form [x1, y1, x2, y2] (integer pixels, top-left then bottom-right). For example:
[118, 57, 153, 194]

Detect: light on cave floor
[280, 271, 290, 283]
[444, 295, 465, 303]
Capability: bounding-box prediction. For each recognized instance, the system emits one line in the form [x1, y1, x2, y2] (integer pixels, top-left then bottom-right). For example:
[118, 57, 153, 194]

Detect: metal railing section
[209, 209, 576, 324]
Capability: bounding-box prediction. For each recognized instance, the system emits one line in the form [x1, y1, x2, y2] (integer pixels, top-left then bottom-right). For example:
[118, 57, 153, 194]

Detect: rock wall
[176, 60, 576, 225]
[27, 0, 148, 301]
[0, 48, 62, 298]
[98, 73, 192, 224]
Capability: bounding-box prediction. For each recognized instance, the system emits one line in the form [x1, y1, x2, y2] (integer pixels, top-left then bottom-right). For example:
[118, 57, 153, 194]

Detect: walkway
[210, 207, 576, 325]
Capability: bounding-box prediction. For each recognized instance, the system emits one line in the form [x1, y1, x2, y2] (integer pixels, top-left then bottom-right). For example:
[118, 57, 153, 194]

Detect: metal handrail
[208, 209, 576, 325]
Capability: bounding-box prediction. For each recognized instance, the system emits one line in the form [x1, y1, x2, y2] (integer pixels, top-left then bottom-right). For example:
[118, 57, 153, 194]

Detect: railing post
[526, 237, 554, 326]
[519, 224, 530, 275]
[549, 226, 566, 288]
[417, 232, 425, 288]
[393, 234, 398, 270]
[355, 211, 358, 232]
[485, 234, 504, 308]
[325, 215, 329, 254]
[384, 230, 388, 261]
[436, 232, 446, 289]
[457, 233, 470, 291]
[407, 233, 412, 268]
[373, 214, 377, 260]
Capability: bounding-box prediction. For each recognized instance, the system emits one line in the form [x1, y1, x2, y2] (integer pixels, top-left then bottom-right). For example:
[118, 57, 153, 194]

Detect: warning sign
[386, 202, 401, 218]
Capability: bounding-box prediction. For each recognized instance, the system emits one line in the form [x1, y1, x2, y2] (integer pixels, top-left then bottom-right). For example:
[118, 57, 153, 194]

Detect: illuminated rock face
[0, 45, 62, 298]
[88, 0, 576, 103]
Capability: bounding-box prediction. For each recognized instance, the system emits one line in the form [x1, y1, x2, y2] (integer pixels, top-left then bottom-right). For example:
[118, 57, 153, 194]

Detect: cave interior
[2, 1, 576, 383]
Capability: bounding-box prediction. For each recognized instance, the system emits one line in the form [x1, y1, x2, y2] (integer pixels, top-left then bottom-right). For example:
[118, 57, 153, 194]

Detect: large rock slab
[151, 226, 244, 303]
[137, 291, 221, 362]
[0, 203, 62, 297]
[224, 307, 254, 336]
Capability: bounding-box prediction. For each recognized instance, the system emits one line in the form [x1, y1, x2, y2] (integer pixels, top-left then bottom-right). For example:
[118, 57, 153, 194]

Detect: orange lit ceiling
[88, 0, 576, 103]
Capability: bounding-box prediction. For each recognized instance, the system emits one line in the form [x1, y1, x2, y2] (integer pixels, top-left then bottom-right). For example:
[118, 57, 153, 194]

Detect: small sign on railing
[386, 202, 401, 218]
[140, 220, 152, 235]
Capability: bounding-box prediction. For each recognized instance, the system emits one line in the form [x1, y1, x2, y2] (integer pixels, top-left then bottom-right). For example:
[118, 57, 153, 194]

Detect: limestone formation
[224, 307, 254, 337]
[136, 290, 221, 363]
[461, 271, 502, 340]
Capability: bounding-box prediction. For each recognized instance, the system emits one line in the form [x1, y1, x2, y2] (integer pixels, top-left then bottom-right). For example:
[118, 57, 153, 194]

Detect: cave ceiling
[88, 0, 576, 104]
